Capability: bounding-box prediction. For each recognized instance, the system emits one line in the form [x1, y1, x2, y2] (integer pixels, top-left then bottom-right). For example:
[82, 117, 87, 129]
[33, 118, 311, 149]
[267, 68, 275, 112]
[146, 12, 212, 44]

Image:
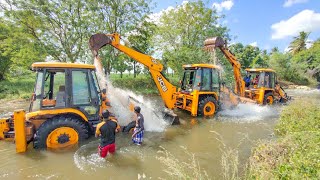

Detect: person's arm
[95, 122, 104, 137]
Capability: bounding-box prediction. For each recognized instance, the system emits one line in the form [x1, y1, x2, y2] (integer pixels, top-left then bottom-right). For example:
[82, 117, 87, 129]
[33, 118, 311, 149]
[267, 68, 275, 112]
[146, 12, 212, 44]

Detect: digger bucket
[89, 33, 112, 56]
[204, 36, 225, 51]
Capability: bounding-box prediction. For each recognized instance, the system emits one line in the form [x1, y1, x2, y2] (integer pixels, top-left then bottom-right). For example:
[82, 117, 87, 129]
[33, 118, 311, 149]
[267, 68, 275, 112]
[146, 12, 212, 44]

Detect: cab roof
[183, 64, 221, 69]
[32, 62, 95, 70]
[245, 68, 275, 72]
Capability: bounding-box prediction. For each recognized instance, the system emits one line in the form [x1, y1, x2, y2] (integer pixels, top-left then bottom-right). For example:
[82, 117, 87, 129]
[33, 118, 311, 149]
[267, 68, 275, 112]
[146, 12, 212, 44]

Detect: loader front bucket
[204, 36, 225, 51]
[89, 33, 112, 56]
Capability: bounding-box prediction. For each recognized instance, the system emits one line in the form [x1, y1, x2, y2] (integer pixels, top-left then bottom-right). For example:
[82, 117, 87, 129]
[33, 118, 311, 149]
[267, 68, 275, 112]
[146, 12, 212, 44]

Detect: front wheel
[33, 116, 88, 149]
[263, 92, 274, 105]
[197, 96, 218, 116]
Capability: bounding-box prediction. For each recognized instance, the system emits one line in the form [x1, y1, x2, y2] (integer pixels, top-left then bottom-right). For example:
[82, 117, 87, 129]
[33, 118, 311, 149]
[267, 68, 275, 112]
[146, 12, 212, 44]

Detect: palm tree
[288, 31, 310, 54]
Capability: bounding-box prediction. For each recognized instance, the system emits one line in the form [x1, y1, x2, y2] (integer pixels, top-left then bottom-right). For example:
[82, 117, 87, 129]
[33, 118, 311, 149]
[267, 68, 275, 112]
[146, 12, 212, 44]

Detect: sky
[152, 0, 320, 52]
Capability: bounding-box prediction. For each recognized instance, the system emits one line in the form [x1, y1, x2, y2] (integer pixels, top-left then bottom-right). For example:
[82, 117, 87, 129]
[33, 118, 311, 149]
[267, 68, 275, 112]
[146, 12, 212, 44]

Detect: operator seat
[56, 85, 66, 107]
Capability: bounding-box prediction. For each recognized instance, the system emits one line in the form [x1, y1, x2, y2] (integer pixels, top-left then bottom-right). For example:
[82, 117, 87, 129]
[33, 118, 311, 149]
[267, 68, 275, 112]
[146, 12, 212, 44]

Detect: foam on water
[218, 103, 280, 122]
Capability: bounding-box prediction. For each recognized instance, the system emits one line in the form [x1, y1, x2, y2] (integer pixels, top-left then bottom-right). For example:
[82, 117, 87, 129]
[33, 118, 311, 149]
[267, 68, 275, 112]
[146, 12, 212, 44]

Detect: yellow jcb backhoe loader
[89, 33, 244, 117]
[204, 37, 290, 105]
[0, 63, 114, 152]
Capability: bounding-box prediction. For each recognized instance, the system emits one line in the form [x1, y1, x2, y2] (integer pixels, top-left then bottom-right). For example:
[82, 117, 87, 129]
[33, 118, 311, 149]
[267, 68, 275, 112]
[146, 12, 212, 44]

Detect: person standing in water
[132, 106, 144, 145]
[95, 110, 120, 158]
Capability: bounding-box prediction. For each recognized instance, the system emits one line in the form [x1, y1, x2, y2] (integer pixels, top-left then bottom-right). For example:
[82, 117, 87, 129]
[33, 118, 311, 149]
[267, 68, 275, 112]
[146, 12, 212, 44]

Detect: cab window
[201, 68, 211, 91]
[72, 70, 90, 105]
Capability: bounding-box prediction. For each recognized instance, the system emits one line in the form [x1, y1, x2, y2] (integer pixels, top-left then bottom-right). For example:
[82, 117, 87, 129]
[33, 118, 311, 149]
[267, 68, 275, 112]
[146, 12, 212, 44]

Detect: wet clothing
[132, 128, 144, 145]
[132, 113, 145, 144]
[95, 120, 118, 147]
[98, 144, 116, 158]
[136, 113, 144, 130]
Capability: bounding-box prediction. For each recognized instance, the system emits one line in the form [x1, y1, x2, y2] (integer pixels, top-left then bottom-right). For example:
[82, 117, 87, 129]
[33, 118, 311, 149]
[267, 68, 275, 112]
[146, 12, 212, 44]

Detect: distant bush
[0, 74, 35, 100]
[247, 100, 320, 179]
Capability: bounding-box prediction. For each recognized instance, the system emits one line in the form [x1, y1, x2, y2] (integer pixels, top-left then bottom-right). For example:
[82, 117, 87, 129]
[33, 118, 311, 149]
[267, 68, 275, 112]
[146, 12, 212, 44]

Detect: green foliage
[289, 31, 310, 55]
[157, 1, 229, 75]
[163, 46, 211, 76]
[0, 17, 46, 80]
[4, 0, 90, 62]
[247, 100, 320, 179]
[269, 52, 309, 84]
[0, 74, 35, 100]
[291, 39, 320, 82]
[275, 100, 320, 136]
[109, 73, 179, 94]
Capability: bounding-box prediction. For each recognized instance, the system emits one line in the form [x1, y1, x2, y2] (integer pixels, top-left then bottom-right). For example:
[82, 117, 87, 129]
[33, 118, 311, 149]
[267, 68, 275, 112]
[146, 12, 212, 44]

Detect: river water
[0, 89, 319, 179]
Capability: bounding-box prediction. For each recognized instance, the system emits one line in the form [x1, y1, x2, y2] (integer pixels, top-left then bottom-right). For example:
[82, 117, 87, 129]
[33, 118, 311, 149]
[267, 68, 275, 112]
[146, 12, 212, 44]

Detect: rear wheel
[33, 116, 88, 149]
[263, 92, 274, 105]
[197, 96, 218, 116]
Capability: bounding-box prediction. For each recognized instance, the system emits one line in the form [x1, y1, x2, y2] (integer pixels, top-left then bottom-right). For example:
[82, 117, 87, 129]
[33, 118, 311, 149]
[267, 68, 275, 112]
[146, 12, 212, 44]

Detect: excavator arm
[204, 37, 245, 97]
[89, 33, 177, 109]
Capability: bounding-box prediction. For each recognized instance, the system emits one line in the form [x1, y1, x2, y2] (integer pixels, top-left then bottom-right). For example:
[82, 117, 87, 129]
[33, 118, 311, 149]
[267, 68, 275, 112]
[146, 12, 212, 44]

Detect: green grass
[109, 73, 180, 95]
[0, 74, 35, 100]
[246, 100, 320, 179]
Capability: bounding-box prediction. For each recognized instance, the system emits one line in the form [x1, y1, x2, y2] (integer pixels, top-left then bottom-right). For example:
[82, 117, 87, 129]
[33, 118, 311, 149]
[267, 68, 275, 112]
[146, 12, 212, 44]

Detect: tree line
[0, 0, 319, 85]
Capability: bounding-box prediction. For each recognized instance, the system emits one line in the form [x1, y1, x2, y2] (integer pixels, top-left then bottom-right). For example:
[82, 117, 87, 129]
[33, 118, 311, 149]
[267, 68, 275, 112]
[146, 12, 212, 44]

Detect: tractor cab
[180, 64, 220, 93]
[175, 64, 220, 116]
[30, 62, 102, 121]
[244, 68, 279, 104]
[244, 68, 276, 89]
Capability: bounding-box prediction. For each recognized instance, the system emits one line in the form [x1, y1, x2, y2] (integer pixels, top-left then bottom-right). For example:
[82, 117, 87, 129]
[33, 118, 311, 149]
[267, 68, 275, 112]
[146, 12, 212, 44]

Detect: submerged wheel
[33, 116, 88, 149]
[197, 96, 218, 116]
[263, 92, 274, 105]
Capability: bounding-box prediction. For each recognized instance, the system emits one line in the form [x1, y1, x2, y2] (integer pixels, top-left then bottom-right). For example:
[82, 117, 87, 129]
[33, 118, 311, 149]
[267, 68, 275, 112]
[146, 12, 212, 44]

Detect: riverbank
[246, 99, 320, 179]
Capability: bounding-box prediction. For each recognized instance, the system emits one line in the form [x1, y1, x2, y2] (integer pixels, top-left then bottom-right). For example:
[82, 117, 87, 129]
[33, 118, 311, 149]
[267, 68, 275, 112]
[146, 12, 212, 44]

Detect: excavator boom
[89, 33, 179, 124]
[204, 37, 245, 97]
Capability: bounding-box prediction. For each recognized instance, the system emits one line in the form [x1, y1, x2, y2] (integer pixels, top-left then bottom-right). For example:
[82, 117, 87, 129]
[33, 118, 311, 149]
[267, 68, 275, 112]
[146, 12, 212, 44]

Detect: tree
[88, 0, 152, 75]
[127, 20, 156, 78]
[156, 1, 229, 74]
[3, 0, 90, 62]
[113, 54, 128, 78]
[291, 39, 320, 81]
[288, 31, 310, 55]
[0, 18, 46, 80]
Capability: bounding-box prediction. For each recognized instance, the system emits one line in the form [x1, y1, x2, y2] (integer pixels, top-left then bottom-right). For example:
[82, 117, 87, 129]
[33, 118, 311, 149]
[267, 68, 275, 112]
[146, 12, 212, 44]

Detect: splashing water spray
[94, 57, 168, 132]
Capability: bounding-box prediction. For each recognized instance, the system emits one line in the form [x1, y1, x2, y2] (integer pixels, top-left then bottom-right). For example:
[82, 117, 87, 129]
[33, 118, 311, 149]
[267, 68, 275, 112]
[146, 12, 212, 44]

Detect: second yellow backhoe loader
[89, 33, 243, 118]
[204, 37, 290, 105]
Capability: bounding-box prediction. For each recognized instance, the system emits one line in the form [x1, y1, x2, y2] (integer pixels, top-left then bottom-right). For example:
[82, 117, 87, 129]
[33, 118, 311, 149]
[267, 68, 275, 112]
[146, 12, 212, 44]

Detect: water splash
[93, 56, 168, 132]
[107, 82, 168, 132]
[218, 103, 280, 122]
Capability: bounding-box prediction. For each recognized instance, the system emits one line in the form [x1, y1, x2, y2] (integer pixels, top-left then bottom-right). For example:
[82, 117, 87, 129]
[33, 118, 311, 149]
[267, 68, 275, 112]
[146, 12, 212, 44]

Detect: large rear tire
[33, 116, 88, 149]
[197, 96, 218, 116]
[263, 92, 274, 105]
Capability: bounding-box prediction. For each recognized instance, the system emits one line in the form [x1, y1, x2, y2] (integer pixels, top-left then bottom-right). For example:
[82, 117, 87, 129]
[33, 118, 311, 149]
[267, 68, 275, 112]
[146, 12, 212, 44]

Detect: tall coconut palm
[288, 31, 310, 54]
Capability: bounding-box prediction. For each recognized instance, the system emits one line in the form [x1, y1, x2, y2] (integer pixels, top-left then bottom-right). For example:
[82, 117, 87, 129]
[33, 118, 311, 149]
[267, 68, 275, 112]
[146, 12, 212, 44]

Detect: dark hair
[134, 106, 141, 113]
[102, 110, 110, 120]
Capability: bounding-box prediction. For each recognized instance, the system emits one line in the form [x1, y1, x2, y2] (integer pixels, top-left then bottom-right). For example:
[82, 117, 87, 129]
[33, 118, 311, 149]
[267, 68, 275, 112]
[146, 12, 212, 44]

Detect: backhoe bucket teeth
[162, 110, 180, 125]
[89, 33, 112, 56]
[204, 36, 225, 51]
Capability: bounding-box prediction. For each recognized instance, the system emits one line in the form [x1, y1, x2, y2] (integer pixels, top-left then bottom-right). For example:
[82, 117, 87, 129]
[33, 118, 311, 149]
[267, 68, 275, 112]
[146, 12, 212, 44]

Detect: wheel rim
[46, 127, 79, 149]
[203, 102, 215, 116]
[266, 96, 274, 105]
